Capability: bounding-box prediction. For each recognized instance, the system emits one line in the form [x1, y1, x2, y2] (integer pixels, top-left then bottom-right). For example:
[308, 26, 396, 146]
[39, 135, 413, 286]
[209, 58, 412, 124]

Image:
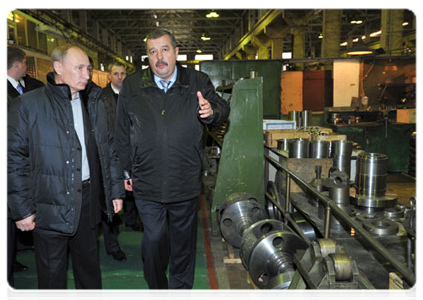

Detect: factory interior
[7, 8, 418, 297]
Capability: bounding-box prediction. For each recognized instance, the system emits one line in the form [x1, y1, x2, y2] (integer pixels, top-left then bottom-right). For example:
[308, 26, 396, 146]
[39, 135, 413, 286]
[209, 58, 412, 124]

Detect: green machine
[209, 77, 265, 234]
[201, 60, 282, 119]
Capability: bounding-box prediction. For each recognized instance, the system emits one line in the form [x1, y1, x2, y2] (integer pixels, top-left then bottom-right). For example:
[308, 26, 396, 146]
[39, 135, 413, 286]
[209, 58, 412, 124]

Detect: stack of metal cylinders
[288, 138, 309, 158]
[331, 140, 353, 178]
[309, 140, 329, 158]
[355, 152, 388, 199]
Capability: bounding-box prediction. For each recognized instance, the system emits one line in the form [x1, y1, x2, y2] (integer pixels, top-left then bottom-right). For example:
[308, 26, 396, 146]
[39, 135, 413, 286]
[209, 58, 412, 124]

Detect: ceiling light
[347, 45, 374, 56]
[206, 10, 219, 18]
[402, 22, 409, 26]
[7, 12, 14, 21]
[318, 33, 323, 39]
[201, 34, 211, 41]
[340, 41, 348, 46]
[196, 48, 202, 53]
[369, 30, 382, 37]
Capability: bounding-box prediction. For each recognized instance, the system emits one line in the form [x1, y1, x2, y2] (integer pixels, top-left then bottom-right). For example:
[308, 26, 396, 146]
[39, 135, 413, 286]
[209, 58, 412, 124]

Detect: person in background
[8, 44, 124, 289]
[7, 45, 44, 286]
[114, 29, 230, 289]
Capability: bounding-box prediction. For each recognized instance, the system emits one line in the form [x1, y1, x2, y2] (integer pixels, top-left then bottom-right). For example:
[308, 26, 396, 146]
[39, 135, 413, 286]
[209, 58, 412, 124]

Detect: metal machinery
[206, 137, 416, 289]
[201, 65, 415, 290]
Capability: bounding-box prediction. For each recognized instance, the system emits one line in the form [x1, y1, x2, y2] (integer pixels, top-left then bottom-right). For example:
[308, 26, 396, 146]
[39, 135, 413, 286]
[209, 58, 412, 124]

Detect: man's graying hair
[51, 44, 82, 74]
[145, 29, 177, 53]
[108, 61, 126, 73]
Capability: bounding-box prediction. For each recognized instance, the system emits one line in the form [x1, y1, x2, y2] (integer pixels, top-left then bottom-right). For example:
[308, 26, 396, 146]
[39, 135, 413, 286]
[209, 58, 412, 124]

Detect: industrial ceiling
[22, 9, 416, 63]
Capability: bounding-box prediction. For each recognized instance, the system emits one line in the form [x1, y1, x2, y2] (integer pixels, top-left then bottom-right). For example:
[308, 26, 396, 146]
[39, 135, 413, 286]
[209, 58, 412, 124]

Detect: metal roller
[331, 140, 353, 178]
[240, 219, 291, 270]
[291, 211, 317, 241]
[352, 152, 397, 210]
[219, 192, 268, 248]
[309, 140, 329, 158]
[383, 205, 404, 220]
[355, 152, 388, 198]
[327, 253, 353, 282]
[277, 138, 290, 151]
[288, 138, 309, 158]
[362, 219, 399, 236]
[248, 231, 308, 289]
[318, 238, 337, 258]
[266, 271, 296, 289]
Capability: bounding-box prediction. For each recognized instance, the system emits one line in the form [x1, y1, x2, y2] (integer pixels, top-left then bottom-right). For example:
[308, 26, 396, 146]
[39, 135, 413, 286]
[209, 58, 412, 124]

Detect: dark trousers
[124, 190, 138, 226]
[32, 182, 101, 289]
[135, 197, 198, 289]
[101, 212, 121, 254]
[4, 218, 16, 300]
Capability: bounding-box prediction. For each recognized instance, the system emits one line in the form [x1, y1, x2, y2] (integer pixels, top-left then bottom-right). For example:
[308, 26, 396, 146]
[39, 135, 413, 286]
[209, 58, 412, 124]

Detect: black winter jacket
[114, 63, 230, 203]
[8, 72, 125, 235]
[99, 83, 118, 134]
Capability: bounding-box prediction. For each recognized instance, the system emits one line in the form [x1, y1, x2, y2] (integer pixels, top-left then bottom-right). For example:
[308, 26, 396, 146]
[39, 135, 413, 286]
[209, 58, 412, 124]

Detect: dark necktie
[160, 80, 170, 93]
[16, 82, 23, 94]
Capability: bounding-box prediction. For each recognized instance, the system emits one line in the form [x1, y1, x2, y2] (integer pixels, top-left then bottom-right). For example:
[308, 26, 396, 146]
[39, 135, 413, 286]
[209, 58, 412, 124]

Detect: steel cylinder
[309, 140, 329, 158]
[288, 111, 301, 128]
[355, 152, 388, 198]
[301, 110, 312, 128]
[288, 138, 309, 158]
[277, 139, 290, 151]
[331, 140, 353, 178]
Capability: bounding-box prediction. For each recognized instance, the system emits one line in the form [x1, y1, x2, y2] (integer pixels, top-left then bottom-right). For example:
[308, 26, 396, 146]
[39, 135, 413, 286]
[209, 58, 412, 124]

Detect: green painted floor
[12, 210, 210, 290]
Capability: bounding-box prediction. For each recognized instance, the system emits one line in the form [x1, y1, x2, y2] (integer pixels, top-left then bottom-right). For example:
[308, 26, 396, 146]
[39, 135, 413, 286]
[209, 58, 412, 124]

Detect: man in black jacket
[114, 29, 230, 289]
[8, 44, 124, 289]
[7, 45, 45, 286]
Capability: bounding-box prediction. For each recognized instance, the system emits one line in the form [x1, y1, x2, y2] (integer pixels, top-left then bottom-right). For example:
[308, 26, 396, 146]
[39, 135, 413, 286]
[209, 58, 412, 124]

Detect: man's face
[108, 66, 126, 90]
[54, 47, 90, 96]
[16, 57, 27, 78]
[147, 34, 179, 81]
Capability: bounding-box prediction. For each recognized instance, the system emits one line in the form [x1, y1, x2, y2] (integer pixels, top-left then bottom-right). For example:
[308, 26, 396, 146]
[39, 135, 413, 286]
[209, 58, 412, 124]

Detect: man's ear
[53, 61, 62, 75]
[175, 47, 179, 57]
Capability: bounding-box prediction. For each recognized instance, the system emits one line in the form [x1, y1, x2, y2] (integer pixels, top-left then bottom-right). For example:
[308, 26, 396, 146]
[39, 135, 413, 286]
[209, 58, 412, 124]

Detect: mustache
[156, 60, 168, 67]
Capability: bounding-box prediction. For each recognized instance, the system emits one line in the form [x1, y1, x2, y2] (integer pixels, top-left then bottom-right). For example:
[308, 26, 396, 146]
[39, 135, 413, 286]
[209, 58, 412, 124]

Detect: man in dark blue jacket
[8, 44, 124, 289]
[114, 29, 230, 289]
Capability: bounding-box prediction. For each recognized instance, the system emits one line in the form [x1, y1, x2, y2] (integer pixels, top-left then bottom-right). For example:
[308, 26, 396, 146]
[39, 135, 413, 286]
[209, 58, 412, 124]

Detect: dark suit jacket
[7, 74, 44, 101]
[4, 74, 44, 218]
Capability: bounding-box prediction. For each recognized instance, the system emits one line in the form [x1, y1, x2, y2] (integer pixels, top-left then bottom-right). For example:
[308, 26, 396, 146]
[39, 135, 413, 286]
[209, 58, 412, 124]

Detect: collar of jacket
[46, 72, 102, 103]
[140, 61, 190, 90]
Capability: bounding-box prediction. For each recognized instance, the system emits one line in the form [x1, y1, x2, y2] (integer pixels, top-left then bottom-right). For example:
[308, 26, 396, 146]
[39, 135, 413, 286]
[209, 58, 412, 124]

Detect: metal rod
[286, 173, 291, 213]
[264, 152, 416, 287]
[265, 191, 312, 246]
[324, 205, 331, 239]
